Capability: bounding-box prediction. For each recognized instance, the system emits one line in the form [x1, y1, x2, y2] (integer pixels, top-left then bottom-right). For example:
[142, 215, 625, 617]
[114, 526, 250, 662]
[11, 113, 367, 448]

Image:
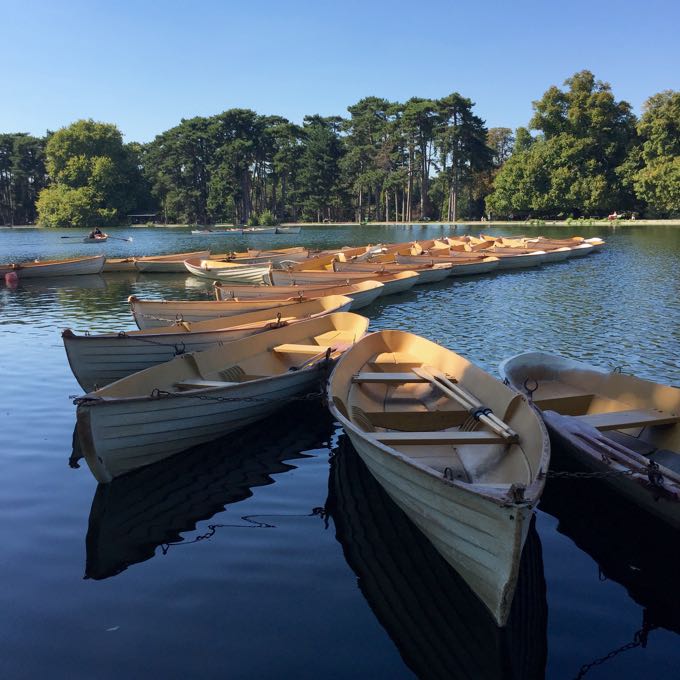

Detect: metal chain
[573, 625, 654, 679]
[546, 468, 635, 480]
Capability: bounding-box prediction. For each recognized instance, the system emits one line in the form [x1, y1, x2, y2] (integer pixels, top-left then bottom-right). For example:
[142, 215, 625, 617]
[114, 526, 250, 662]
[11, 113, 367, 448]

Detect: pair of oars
[60, 235, 133, 242]
[412, 365, 519, 442]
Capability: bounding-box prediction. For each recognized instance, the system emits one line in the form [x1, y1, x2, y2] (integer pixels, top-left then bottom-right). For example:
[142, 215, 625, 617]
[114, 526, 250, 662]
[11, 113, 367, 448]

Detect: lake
[1, 224, 679, 679]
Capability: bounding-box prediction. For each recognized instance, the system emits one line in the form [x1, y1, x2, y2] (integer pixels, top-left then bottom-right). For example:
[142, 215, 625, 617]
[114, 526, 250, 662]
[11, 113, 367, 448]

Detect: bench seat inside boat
[575, 408, 680, 431]
[272, 343, 334, 354]
[368, 431, 506, 445]
[529, 381, 595, 413]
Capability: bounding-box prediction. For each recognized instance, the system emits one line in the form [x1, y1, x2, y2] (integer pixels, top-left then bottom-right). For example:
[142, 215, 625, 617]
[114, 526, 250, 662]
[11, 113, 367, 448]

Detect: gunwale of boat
[327, 330, 550, 625]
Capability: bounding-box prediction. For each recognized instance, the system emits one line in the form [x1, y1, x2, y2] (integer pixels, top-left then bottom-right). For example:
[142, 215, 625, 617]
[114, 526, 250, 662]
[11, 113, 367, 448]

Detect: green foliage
[631, 91, 680, 215]
[37, 119, 148, 227]
[258, 209, 278, 226]
[0, 133, 46, 225]
[246, 213, 260, 226]
[487, 71, 638, 218]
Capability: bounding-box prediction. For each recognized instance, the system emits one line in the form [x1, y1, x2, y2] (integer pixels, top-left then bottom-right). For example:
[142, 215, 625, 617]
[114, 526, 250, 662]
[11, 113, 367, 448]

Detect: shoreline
[2, 219, 679, 230]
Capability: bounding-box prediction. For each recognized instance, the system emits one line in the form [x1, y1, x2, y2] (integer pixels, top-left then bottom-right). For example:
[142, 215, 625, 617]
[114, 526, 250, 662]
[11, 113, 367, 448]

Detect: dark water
[1, 224, 679, 679]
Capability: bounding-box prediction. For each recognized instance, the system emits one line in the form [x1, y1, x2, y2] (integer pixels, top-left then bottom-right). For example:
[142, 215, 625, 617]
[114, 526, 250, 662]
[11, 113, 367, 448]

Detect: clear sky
[4, 0, 679, 143]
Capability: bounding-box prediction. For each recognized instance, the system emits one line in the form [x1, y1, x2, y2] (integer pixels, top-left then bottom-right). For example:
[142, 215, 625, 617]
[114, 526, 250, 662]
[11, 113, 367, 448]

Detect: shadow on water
[82, 401, 334, 580]
[325, 437, 548, 680]
[540, 445, 680, 637]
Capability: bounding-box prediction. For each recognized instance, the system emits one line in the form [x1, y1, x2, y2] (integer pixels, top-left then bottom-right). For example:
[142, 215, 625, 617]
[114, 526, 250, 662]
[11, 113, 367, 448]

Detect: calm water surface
[1, 225, 679, 679]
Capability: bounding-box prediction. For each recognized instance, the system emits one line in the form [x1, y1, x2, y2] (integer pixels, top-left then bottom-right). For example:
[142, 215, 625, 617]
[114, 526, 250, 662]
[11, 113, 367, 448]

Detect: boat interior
[94, 313, 369, 397]
[505, 358, 680, 470]
[331, 331, 547, 489]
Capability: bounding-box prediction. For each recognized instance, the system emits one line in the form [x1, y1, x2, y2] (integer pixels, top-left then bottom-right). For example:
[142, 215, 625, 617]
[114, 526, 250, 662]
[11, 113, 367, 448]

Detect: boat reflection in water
[83, 402, 333, 580]
[326, 437, 548, 680]
[540, 451, 680, 637]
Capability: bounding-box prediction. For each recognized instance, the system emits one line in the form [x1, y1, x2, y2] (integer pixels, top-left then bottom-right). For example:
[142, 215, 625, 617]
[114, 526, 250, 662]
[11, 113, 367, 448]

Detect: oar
[412, 366, 518, 442]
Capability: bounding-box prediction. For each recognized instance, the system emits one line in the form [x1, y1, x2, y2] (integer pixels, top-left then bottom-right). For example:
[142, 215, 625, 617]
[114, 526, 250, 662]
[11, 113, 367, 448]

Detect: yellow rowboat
[63, 295, 352, 391]
[213, 280, 384, 310]
[271, 269, 419, 296]
[75, 312, 369, 483]
[331, 260, 453, 284]
[328, 330, 549, 626]
[127, 294, 348, 330]
[500, 351, 680, 528]
[134, 250, 212, 273]
[395, 253, 501, 276]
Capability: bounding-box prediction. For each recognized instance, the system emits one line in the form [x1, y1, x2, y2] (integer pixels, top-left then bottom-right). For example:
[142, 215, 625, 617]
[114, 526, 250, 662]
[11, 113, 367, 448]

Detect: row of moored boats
[44, 232, 680, 627]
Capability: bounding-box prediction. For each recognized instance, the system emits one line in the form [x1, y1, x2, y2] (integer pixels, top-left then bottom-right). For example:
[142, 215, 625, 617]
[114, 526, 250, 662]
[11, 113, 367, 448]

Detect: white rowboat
[184, 257, 272, 284]
[0, 255, 105, 278]
[75, 312, 370, 483]
[328, 330, 550, 625]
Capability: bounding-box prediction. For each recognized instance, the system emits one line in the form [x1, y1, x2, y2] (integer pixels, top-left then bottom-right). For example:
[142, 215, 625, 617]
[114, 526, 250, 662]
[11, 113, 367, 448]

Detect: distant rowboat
[275, 226, 301, 234]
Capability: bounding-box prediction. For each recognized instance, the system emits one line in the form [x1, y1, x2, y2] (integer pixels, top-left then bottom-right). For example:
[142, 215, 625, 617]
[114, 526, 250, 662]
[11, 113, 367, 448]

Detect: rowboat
[83, 234, 108, 243]
[500, 351, 680, 528]
[103, 257, 137, 272]
[191, 229, 242, 235]
[63, 295, 352, 391]
[332, 260, 453, 285]
[242, 227, 277, 234]
[84, 401, 332, 580]
[395, 253, 501, 276]
[485, 249, 546, 270]
[214, 280, 385, 310]
[327, 330, 550, 626]
[75, 311, 369, 483]
[271, 269, 419, 296]
[128, 294, 344, 330]
[328, 440, 548, 675]
[134, 250, 211, 273]
[211, 247, 310, 267]
[275, 226, 301, 234]
[0, 254, 105, 278]
[184, 257, 272, 284]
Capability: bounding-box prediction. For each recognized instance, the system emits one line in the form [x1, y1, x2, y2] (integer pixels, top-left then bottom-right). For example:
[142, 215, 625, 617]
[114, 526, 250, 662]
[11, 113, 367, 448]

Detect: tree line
[0, 70, 677, 227]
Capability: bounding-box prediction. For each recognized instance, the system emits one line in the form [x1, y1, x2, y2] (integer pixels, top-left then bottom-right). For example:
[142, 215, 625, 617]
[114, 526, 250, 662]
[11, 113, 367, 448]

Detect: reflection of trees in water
[83, 402, 334, 580]
[326, 438, 548, 680]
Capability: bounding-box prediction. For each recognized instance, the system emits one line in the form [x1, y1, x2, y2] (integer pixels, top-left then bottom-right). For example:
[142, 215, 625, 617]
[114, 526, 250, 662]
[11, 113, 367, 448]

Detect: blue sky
[4, 0, 678, 142]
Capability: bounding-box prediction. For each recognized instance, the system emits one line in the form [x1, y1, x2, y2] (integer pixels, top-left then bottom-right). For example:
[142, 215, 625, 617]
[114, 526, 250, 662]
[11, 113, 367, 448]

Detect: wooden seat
[352, 372, 427, 384]
[575, 409, 679, 431]
[272, 343, 332, 355]
[368, 431, 506, 445]
[175, 380, 240, 390]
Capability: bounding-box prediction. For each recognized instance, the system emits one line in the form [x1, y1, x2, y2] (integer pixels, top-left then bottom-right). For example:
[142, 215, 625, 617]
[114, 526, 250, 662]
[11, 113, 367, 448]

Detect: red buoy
[4, 271, 19, 286]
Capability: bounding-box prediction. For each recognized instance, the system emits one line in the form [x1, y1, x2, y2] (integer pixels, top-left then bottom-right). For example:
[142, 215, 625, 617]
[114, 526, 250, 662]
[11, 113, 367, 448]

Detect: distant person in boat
[89, 228, 104, 238]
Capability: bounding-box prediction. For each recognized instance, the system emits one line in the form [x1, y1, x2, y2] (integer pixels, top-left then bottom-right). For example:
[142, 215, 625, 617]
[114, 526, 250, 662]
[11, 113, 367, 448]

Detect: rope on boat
[116, 331, 187, 355]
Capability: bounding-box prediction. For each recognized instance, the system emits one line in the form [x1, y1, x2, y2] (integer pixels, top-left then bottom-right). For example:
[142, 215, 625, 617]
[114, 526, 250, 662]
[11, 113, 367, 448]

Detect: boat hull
[5, 254, 105, 278]
[78, 367, 324, 483]
[184, 259, 272, 284]
[134, 250, 211, 273]
[129, 296, 322, 330]
[214, 281, 384, 311]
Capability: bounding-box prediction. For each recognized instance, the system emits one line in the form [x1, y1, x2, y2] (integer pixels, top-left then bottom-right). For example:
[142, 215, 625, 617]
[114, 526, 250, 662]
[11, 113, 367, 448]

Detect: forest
[0, 70, 678, 227]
